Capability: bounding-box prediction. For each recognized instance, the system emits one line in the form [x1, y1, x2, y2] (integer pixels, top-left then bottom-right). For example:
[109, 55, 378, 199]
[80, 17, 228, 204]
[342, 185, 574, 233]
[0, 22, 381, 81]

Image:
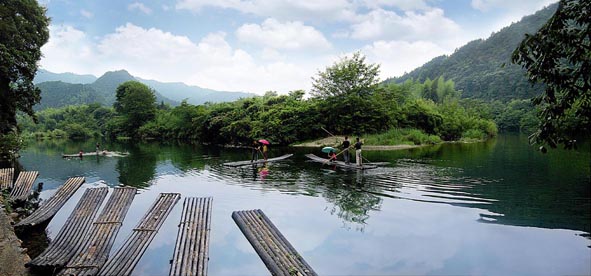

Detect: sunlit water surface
[13, 134, 591, 275]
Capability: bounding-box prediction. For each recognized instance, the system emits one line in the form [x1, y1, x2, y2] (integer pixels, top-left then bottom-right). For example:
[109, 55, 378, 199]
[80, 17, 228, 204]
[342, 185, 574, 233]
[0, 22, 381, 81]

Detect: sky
[38, 0, 556, 94]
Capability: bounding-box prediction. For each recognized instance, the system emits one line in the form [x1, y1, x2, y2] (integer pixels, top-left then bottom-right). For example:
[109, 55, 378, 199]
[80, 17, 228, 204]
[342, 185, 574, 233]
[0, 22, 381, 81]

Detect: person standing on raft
[251, 140, 260, 162]
[342, 136, 351, 164]
[354, 137, 363, 166]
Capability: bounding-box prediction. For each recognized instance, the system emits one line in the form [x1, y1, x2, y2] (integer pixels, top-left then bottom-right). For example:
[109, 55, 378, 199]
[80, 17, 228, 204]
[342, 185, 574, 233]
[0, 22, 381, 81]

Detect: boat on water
[305, 154, 378, 170]
[62, 151, 129, 158]
[222, 154, 293, 167]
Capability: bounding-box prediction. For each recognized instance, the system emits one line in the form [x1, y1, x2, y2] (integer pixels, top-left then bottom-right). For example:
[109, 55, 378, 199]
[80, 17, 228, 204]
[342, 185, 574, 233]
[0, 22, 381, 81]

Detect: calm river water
[13, 134, 591, 275]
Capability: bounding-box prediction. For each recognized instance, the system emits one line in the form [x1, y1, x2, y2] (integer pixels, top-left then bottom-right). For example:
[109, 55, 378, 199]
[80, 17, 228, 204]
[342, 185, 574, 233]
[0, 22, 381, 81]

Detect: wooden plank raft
[169, 197, 213, 276]
[10, 171, 39, 201]
[98, 193, 181, 276]
[16, 177, 86, 228]
[0, 168, 14, 190]
[305, 154, 377, 170]
[27, 187, 108, 270]
[59, 187, 137, 276]
[223, 154, 293, 167]
[232, 209, 317, 276]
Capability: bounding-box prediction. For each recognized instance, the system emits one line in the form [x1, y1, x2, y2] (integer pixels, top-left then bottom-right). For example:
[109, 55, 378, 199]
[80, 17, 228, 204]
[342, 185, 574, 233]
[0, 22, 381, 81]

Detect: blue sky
[38, 0, 556, 94]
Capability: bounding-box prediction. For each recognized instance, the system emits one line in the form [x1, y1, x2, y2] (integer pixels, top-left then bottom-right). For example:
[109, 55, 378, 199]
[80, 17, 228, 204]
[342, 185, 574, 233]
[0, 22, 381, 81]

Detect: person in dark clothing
[251, 140, 260, 162]
[342, 136, 351, 164]
[354, 137, 363, 166]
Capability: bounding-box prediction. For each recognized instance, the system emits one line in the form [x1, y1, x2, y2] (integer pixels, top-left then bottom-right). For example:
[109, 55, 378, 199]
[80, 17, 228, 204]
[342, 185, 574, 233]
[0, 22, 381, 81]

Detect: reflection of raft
[62, 151, 129, 158]
[222, 154, 293, 167]
[305, 154, 378, 170]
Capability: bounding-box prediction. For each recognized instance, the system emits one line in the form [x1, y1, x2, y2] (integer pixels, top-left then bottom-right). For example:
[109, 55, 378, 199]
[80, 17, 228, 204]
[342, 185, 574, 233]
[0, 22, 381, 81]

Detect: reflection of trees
[321, 171, 382, 231]
[116, 143, 157, 188]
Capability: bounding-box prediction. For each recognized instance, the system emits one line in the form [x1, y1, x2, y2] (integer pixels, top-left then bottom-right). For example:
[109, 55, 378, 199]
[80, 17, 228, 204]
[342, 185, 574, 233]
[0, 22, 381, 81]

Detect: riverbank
[292, 136, 424, 150]
[0, 206, 30, 276]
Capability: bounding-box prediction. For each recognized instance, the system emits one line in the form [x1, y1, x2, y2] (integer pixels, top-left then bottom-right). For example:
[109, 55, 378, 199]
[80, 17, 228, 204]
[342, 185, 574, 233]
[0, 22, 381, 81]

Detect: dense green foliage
[19, 64, 498, 146]
[512, 0, 590, 150]
[110, 81, 157, 138]
[390, 4, 557, 101]
[0, 0, 49, 156]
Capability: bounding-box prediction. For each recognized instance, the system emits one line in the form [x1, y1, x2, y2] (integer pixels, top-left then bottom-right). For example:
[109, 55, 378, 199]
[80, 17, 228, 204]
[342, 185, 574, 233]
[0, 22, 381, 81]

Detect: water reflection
[9, 135, 590, 275]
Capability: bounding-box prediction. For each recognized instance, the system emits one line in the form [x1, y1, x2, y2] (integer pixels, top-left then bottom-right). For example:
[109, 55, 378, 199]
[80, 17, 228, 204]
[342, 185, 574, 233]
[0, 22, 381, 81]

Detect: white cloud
[40, 24, 321, 94]
[80, 9, 93, 19]
[236, 18, 331, 51]
[362, 0, 429, 11]
[128, 2, 153, 15]
[350, 8, 462, 44]
[362, 40, 449, 79]
[471, 0, 556, 12]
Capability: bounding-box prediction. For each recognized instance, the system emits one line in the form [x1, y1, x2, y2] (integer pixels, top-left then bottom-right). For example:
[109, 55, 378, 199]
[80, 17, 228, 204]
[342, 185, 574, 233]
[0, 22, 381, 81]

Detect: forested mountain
[34, 69, 97, 84]
[389, 3, 557, 101]
[35, 69, 255, 109]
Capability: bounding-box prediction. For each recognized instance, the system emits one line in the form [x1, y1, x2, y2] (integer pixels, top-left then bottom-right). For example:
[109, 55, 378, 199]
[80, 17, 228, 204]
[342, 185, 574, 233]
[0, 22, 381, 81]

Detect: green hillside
[34, 69, 97, 84]
[390, 4, 557, 101]
[34, 81, 105, 110]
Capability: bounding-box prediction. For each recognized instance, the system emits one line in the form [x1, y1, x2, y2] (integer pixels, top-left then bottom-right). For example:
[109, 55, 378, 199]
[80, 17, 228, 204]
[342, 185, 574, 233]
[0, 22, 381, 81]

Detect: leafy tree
[512, 0, 590, 150]
[0, 0, 49, 155]
[311, 52, 380, 98]
[113, 81, 156, 137]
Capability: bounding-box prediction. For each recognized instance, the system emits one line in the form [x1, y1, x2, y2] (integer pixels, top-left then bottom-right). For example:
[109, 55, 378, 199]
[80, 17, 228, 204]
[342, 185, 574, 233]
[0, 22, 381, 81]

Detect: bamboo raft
[98, 193, 181, 276]
[27, 187, 108, 270]
[16, 177, 86, 228]
[59, 187, 137, 276]
[170, 197, 213, 276]
[9, 171, 39, 201]
[232, 209, 317, 276]
[0, 168, 14, 190]
[222, 154, 293, 167]
[62, 151, 129, 158]
[305, 154, 378, 170]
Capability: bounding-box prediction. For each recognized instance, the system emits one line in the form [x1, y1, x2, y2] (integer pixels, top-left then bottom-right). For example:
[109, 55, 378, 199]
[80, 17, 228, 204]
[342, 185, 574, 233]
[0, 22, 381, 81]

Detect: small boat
[62, 151, 129, 158]
[222, 154, 293, 167]
[305, 154, 378, 170]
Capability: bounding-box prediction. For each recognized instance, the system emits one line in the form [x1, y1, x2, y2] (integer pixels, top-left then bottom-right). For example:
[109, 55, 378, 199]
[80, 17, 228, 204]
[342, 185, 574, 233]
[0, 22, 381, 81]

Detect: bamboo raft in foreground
[169, 197, 213, 276]
[0, 168, 14, 190]
[9, 171, 39, 201]
[305, 154, 378, 170]
[98, 193, 181, 276]
[16, 177, 86, 228]
[222, 154, 293, 167]
[59, 187, 137, 276]
[232, 209, 317, 276]
[27, 187, 108, 270]
[62, 151, 129, 158]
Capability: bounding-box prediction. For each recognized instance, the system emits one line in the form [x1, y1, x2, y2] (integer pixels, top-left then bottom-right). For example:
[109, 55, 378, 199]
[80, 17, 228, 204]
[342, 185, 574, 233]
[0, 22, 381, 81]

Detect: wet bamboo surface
[0, 168, 14, 190]
[9, 171, 39, 201]
[232, 209, 317, 276]
[98, 193, 181, 276]
[27, 187, 108, 270]
[59, 187, 137, 276]
[169, 197, 213, 276]
[16, 177, 86, 228]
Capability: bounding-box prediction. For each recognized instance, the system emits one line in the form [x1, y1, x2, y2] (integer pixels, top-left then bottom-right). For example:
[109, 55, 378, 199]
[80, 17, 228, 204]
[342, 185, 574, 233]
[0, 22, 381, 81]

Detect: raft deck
[0, 168, 14, 190]
[222, 154, 293, 167]
[232, 209, 317, 276]
[59, 187, 137, 276]
[305, 154, 378, 170]
[98, 193, 180, 276]
[16, 177, 86, 228]
[169, 197, 213, 276]
[9, 171, 39, 201]
[27, 187, 108, 270]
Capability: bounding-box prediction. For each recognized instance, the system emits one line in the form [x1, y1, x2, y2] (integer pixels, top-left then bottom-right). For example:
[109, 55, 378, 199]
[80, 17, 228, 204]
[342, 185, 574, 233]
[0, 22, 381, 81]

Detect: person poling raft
[223, 139, 293, 167]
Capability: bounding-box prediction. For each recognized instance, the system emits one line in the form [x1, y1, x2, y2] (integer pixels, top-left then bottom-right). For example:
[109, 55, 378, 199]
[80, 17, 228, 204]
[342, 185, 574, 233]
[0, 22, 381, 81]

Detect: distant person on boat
[96, 142, 100, 153]
[328, 150, 337, 162]
[342, 136, 351, 164]
[354, 137, 363, 166]
[262, 143, 268, 161]
[251, 140, 260, 162]
[78, 150, 84, 159]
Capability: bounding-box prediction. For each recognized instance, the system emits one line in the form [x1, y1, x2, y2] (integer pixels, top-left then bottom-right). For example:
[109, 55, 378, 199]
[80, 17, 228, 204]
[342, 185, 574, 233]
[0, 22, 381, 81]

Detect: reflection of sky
[16, 140, 591, 276]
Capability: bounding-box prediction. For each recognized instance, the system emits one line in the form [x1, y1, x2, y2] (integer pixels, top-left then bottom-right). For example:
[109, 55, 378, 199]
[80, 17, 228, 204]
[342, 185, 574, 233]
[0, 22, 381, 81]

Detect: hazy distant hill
[389, 3, 557, 101]
[34, 69, 97, 84]
[35, 69, 255, 109]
